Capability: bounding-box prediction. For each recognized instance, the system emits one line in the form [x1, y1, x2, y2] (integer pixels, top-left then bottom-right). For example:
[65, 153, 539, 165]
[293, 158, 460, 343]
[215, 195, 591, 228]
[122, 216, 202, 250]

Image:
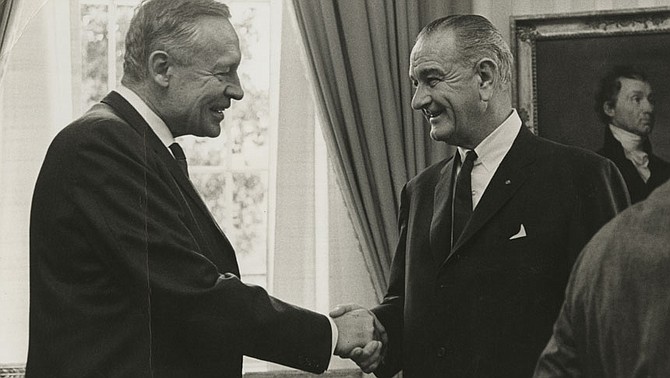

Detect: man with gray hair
[26, 0, 380, 376]
[332, 14, 628, 377]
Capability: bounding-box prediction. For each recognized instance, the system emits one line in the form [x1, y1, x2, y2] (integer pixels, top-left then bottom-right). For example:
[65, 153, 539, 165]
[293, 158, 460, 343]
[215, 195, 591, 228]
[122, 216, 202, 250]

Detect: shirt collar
[608, 124, 645, 152]
[115, 85, 175, 148]
[609, 124, 649, 168]
[457, 109, 522, 172]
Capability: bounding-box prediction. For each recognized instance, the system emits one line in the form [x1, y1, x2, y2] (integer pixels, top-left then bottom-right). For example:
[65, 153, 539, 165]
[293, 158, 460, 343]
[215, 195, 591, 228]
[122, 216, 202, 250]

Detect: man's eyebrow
[414, 67, 444, 79]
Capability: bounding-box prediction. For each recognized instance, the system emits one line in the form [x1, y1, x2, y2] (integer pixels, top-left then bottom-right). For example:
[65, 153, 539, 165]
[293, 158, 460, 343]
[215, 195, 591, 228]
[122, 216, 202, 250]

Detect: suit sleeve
[371, 185, 409, 377]
[53, 120, 332, 373]
[533, 156, 629, 377]
[567, 157, 629, 262]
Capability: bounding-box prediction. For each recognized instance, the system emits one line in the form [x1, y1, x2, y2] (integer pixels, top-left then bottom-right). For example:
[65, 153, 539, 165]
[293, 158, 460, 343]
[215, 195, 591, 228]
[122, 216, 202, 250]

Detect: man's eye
[213, 70, 231, 79]
[428, 79, 440, 87]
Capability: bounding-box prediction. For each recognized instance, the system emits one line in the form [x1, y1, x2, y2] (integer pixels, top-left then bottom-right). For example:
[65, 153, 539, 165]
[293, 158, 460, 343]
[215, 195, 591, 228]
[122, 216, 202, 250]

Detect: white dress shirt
[115, 85, 176, 152]
[114, 85, 339, 361]
[456, 109, 522, 209]
[609, 124, 651, 183]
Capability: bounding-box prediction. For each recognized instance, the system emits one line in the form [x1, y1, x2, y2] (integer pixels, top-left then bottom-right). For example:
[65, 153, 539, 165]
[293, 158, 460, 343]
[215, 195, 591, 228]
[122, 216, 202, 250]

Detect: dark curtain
[292, 0, 471, 300]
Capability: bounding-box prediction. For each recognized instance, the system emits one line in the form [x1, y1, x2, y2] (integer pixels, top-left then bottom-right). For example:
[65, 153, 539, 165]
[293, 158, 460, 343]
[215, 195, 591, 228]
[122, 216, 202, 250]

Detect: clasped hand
[330, 303, 387, 373]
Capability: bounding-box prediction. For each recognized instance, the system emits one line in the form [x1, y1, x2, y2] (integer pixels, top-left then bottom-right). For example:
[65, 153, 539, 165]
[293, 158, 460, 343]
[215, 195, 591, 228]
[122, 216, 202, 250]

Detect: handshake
[330, 304, 387, 373]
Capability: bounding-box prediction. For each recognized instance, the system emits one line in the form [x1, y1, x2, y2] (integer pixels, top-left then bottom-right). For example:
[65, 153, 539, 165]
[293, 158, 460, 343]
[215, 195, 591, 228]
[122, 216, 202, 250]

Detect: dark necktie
[451, 150, 477, 248]
[169, 142, 189, 178]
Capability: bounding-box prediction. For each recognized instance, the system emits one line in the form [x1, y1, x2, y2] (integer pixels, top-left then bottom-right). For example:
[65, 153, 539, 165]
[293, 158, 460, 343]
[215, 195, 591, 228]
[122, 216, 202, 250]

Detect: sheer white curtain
[0, 0, 73, 365]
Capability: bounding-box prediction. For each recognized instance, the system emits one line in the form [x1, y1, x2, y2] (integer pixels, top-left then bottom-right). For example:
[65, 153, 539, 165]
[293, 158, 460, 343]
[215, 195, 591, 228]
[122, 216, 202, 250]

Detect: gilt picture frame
[511, 7, 670, 161]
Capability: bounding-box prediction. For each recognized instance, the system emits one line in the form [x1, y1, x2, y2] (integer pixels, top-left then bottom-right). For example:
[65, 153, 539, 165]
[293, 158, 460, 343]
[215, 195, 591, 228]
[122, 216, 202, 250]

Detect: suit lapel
[430, 156, 456, 262]
[100, 92, 236, 254]
[445, 126, 538, 264]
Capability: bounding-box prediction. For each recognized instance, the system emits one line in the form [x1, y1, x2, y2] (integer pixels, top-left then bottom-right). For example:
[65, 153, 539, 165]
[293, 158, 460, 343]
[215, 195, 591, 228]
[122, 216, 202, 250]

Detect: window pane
[178, 136, 227, 167]
[115, 5, 135, 84]
[231, 172, 268, 277]
[227, 3, 271, 170]
[190, 172, 227, 227]
[80, 4, 108, 111]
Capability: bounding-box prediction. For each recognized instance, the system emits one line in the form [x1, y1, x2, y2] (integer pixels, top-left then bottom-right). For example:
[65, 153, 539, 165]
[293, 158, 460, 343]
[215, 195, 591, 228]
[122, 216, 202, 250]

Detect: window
[72, 0, 277, 289]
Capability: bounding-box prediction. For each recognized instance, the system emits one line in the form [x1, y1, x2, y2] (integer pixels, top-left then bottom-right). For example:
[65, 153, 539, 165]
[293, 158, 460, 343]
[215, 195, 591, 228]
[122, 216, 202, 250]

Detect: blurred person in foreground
[26, 0, 381, 376]
[332, 14, 629, 377]
[534, 179, 670, 377]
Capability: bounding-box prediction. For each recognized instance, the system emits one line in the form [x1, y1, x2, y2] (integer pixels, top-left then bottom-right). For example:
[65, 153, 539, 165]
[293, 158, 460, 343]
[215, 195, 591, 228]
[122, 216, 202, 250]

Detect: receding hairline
[412, 15, 513, 86]
[122, 0, 233, 82]
[409, 28, 468, 72]
[409, 31, 457, 78]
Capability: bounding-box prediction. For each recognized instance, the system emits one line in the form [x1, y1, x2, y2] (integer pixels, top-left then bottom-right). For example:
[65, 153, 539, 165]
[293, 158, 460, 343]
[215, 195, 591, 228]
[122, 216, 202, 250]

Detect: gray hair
[123, 0, 231, 83]
[417, 15, 513, 86]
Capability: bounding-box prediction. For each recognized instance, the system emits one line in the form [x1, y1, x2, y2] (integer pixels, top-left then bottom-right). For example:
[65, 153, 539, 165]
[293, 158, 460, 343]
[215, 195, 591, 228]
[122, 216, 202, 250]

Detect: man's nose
[226, 84, 244, 101]
[643, 98, 654, 113]
[225, 73, 244, 101]
[411, 85, 429, 110]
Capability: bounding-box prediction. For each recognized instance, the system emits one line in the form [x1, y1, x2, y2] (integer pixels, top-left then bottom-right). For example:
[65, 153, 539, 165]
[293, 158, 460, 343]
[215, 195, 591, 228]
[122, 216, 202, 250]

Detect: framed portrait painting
[511, 7, 670, 161]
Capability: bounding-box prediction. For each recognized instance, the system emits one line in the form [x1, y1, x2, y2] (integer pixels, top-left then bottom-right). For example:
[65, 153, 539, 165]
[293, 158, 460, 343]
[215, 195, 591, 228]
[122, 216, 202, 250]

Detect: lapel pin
[505, 179, 511, 185]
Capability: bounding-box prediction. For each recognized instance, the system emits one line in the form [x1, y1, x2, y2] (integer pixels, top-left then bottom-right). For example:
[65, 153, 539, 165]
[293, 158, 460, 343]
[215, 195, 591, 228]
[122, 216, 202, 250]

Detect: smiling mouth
[210, 105, 229, 115]
[423, 109, 442, 120]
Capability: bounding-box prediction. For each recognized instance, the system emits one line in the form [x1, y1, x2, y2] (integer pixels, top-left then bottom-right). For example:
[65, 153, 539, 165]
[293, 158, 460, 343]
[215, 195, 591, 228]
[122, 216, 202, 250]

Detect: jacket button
[437, 346, 446, 357]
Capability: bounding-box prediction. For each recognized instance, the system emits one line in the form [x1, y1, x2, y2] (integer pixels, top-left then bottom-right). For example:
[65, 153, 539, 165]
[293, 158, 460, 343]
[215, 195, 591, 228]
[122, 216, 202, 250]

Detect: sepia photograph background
[2, 0, 670, 376]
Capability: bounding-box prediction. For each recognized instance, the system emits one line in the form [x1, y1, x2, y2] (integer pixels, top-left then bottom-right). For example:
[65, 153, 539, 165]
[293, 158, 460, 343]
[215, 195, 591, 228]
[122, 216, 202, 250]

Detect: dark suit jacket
[372, 126, 629, 378]
[27, 92, 331, 377]
[598, 127, 670, 204]
[534, 180, 670, 378]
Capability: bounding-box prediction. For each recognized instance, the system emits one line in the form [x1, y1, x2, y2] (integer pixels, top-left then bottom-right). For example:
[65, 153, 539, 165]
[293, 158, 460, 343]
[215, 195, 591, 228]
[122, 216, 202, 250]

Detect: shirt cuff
[328, 315, 339, 359]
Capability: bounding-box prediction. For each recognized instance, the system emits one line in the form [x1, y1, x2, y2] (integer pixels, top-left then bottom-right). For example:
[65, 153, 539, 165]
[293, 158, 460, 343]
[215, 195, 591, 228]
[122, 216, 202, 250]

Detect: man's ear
[603, 101, 616, 117]
[148, 50, 171, 88]
[476, 58, 497, 102]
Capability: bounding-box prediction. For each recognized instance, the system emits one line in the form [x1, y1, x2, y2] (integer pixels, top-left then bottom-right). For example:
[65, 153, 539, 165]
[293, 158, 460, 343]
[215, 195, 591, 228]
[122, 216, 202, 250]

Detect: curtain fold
[292, 0, 464, 300]
[0, 0, 17, 85]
